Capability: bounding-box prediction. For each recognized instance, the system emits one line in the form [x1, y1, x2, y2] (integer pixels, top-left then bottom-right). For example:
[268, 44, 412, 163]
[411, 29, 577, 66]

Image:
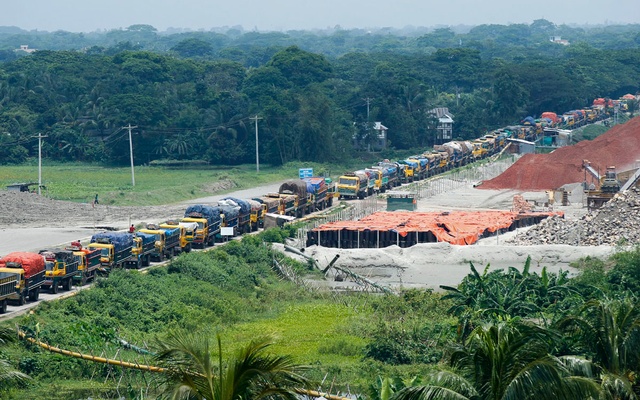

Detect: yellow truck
[161, 221, 197, 253]
[139, 225, 181, 262]
[40, 249, 80, 293]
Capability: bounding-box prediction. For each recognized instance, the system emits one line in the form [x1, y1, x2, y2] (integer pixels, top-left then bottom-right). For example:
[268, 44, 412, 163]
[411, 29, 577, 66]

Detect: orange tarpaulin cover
[312, 211, 562, 246]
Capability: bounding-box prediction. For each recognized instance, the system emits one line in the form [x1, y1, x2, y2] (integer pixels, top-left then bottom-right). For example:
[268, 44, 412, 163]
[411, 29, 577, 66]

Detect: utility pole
[250, 115, 262, 173]
[124, 124, 138, 186]
[33, 132, 48, 195]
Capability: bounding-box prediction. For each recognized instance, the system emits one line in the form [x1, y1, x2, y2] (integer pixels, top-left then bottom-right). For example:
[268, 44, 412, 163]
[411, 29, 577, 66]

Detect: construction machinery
[583, 160, 621, 209]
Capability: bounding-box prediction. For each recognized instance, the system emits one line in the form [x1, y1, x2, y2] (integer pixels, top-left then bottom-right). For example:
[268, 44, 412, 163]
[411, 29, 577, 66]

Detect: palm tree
[559, 297, 640, 398]
[0, 326, 30, 392]
[154, 331, 309, 400]
[392, 321, 600, 400]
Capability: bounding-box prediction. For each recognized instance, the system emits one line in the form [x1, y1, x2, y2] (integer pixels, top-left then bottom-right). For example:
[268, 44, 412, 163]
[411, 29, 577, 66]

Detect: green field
[0, 162, 341, 206]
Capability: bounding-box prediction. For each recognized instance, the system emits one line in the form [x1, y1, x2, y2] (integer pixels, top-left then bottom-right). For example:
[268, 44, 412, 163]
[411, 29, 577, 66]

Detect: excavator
[583, 160, 620, 209]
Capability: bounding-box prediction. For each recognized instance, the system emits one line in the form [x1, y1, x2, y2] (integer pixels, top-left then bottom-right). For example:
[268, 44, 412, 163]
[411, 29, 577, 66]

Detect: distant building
[429, 107, 454, 144]
[549, 36, 570, 45]
[352, 121, 388, 151]
[16, 45, 37, 53]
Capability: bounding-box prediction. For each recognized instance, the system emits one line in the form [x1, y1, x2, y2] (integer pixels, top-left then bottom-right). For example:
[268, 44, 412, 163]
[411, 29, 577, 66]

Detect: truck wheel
[158, 253, 164, 262]
[29, 287, 40, 301]
[144, 254, 151, 266]
[51, 283, 59, 294]
[186, 244, 192, 253]
[65, 278, 73, 291]
[81, 275, 88, 286]
[0, 299, 7, 313]
[136, 258, 142, 269]
[18, 293, 26, 306]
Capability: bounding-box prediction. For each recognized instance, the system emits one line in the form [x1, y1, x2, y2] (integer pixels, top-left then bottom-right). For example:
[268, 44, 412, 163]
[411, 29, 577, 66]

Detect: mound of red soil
[480, 116, 640, 191]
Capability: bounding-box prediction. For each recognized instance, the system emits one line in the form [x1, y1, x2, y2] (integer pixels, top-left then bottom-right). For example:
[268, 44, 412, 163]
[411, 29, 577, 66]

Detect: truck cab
[66, 242, 101, 285]
[87, 241, 115, 269]
[139, 227, 171, 262]
[161, 221, 196, 253]
[337, 174, 361, 199]
[180, 216, 210, 247]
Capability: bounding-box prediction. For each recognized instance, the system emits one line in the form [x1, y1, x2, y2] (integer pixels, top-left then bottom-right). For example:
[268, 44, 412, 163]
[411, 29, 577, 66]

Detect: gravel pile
[510, 188, 640, 246]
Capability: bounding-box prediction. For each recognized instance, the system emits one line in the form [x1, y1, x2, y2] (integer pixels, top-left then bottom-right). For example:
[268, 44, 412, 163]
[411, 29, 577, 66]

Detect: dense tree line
[0, 20, 638, 166]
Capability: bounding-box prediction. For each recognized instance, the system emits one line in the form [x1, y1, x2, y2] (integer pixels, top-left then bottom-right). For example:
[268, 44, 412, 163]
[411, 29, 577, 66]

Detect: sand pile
[480, 116, 640, 191]
[510, 187, 640, 246]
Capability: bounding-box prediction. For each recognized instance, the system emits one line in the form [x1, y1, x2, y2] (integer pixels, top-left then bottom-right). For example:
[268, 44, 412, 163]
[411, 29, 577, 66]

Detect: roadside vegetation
[1, 227, 640, 399]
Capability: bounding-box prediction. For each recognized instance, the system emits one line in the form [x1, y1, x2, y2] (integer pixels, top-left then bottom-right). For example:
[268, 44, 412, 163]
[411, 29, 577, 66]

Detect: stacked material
[510, 188, 640, 246]
[480, 116, 640, 190]
[307, 210, 560, 248]
[279, 180, 307, 198]
[0, 252, 46, 278]
[512, 195, 533, 213]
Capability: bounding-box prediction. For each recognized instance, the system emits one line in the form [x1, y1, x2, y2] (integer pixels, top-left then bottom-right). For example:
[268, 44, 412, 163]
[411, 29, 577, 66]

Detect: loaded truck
[182, 205, 221, 247]
[246, 200, 263, 231]
[66, 241, 101, 285]
[161, 221, 197, 253]
[338, 171, 370, 199]
[139, 225, 181, 262]
[0, 252, 46, 306]
[278, 180, 308, 217]
[125, 231, 156, 268]
[39, 249, 80, 293]
[303, 177, 329, 212]
[220, 197, 252, 233]
[252, 196, 281, 225]
[218, 203, 240, 236]
[0, 271, 18, 313]
[88, 232, 135, 272]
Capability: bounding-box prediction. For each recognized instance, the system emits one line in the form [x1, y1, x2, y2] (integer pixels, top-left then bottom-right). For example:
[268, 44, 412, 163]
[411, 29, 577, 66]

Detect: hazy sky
[3, 0, 639, 32]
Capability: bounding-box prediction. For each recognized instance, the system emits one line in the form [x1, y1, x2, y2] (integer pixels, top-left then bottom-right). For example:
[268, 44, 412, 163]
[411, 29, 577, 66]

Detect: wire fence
[294, 156, 518, 248]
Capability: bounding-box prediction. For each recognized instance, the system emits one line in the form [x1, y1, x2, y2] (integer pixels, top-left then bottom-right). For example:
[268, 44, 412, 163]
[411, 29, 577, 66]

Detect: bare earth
[0, 180, 618, 290]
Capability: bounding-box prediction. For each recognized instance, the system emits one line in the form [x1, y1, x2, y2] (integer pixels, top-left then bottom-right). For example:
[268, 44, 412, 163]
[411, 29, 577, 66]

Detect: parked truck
[338, 171, 370, 199]
[66, 241, 101, 285]
[160, 221, 197, 253]
[303, 177, 329, 212]
[0, 271, 18, 313]
[88, 232, 135, 272]
[376, 162, 400, 189]
[125, 231, 156, 268]
[252, 196, 281, 226]
[182, 205, 222, 247]
[139, 225, 181, 262]
[218, 203, 240, 237]
[0, 252, 46, 306]
[40, 249, 80, 293]
[220, 197, 252, 233]
[278, 180, 309, 217]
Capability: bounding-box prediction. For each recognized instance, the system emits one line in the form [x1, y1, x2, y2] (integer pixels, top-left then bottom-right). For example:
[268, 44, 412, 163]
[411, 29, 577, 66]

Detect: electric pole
[33, 132, 48, 195]
[250, 115, 262, 173]
[123, 124, 138, 186]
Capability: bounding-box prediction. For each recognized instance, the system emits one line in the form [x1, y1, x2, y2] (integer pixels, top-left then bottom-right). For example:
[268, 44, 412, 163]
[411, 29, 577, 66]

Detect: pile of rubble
[510, 188, 640, 246]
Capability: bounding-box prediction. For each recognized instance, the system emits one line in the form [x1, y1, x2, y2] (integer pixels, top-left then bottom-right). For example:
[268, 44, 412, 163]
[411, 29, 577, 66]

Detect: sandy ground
[0, 177, 616, 292]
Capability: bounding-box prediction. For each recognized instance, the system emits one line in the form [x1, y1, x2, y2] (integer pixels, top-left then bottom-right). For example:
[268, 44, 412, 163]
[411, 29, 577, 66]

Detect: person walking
[94, 194, 99, 205]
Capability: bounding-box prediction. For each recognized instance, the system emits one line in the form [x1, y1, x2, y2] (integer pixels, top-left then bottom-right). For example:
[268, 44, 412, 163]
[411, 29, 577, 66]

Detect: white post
[250, 115, 262, 172]
[34, 132, 47, 195]
[124, 124, 138, 186]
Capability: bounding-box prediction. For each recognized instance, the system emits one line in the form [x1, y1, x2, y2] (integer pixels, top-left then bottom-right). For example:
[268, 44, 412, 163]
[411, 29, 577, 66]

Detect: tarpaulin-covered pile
[308, 210, 562, 248]
[0, 252, 46, 278]
[303, 177, 326, 194]
[135, 232, 156, 245]
[246, 199, 263, 212]
[90, 232, 134, 252]
[184, 205, 221, 225]
[218, 204, 239, 222]
[39, 249, 75, 263]
[221, 197, 251, 215]
[160, 227, 181, 238]
[253, 196, 281, 212]
[279, 180, 307, 198]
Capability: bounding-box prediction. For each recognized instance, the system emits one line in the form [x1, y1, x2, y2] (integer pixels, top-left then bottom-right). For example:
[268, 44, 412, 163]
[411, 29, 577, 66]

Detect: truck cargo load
[279, 180, 308, 199]
[0, 252, 46, 279]
[184, 204, 222, 225]
[90, 232, 134, 253]
[303, 177, 326, 194]
[221, 197, 251, 215]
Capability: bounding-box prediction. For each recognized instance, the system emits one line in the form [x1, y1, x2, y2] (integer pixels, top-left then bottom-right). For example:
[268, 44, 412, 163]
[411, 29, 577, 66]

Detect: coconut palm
[154, 331, 309, 400]
[559, 297, 640, 399]
[392, 321, 600, 400]
[0, 326, 31, 392]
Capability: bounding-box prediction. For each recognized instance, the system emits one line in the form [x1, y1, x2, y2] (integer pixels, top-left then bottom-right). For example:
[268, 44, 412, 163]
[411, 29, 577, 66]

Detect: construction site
[289, 116, 640, 291]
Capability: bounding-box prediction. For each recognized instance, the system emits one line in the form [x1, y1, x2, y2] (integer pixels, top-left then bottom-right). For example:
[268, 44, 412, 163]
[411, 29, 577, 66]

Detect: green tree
[155, 331, 309, 400]
[559, 298, 640, 398]
[392, 321, 600, 400]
